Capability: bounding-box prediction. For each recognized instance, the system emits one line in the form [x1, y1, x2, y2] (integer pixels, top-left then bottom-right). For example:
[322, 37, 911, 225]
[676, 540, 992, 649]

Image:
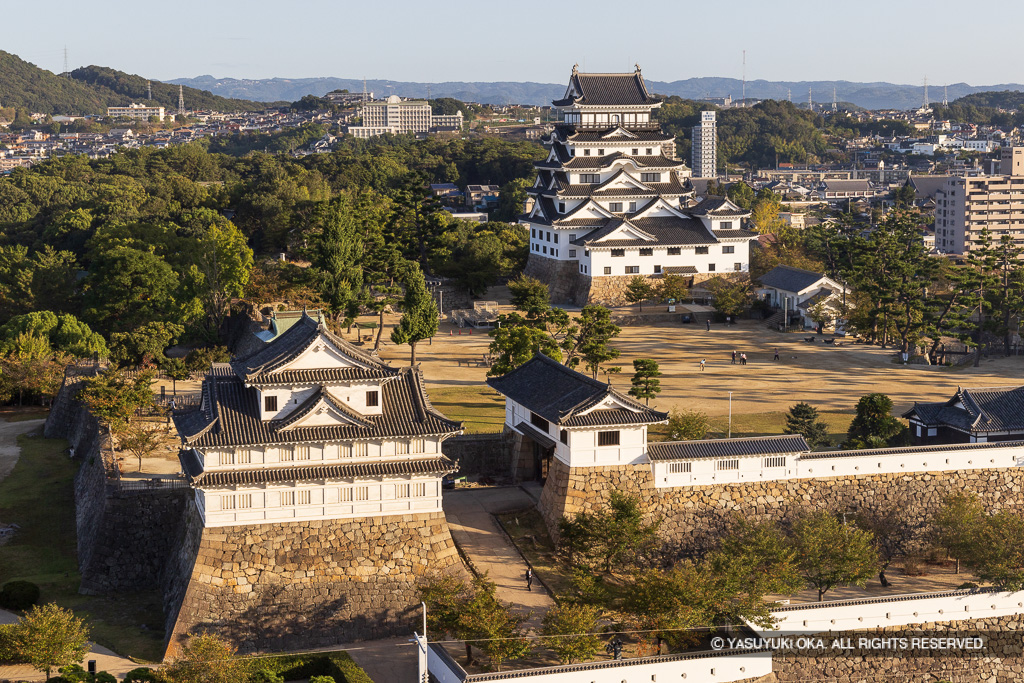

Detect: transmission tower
[808, 87, 813, 112]
[943, 84, 948, 107]
[923, 76, 929, 108]
[832, 86, 837, 112]
[63, 46, 68, 76]
[147, 80, 152, 101]
[741, 49, 746, 107]
[787, 88, 791, 103]
[178, 85, 185, 114]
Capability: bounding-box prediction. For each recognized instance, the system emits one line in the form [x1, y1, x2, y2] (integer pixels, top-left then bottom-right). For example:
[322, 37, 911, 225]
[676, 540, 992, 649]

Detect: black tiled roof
[560, 153, 684, 170]
[514, 421, 557, 449]
[566, 129, 673, 143]
[713, 228, 758, 239]
[184, 456, 458, 487]
[756, 265, 831, 293]
[487, 352, 666, 426]
[902, 385, 1024, 434]
[647, 435, 810, 461]
[174, 366, 462, 448]
[553, 71, 660, 107]
[689, 196, 749, 216]
[572, 216, 717, 248]
[231, 313, 397, 384]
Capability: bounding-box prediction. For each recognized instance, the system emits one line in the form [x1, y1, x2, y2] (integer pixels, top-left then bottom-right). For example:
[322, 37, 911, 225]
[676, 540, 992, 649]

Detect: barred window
[641, 173, 662, 183]
[598, 431, 620, 446]
[280, 447, 295, 462]
[297, 490, 311, 505]
[716, 459, 740, 471]
[609, 202, 623, 212]
[219, 452, 234, 466]
[340, 487, 353, 502]
[695, 246, 709, 255]
[764, 456, 786, 468]
[238, 494, 252, 509]
[396, 441, 410, 455]
[237, 451, 251, 464]
[413, 482, 427, 497]
[639, 248, 653, 256]
[611, 249, 625, 257]
[264, 395, 278, 412]
[282, 491, 296, 506]
[354, 486, 369, 502]
[625, 266, 639, 274]
[669, 462, 692, 473]
[366, 391, 379, 407]
[668, 247, 681, 255]
[296, 445, 310, 460]
[722, 245, 735, 254]
[220, 495, 236, 510]
[410, 439, 424, 453]
[397, 484, 411, 498]
[353, 442, 368, 457]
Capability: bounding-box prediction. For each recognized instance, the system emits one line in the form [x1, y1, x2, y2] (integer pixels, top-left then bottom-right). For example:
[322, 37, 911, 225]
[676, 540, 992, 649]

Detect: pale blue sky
[11, 0, 1024, 85]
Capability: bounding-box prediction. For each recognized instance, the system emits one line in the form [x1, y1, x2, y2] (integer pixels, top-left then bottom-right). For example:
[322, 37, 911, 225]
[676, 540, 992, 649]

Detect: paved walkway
[443, 487, 555, 631]
[339, 636, 420, 683]
[0, 418, 45, 482]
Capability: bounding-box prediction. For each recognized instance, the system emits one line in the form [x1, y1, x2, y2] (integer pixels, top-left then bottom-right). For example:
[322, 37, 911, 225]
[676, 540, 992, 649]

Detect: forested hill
[0, 51, 272, 114]
[931, 90, 1024, 127]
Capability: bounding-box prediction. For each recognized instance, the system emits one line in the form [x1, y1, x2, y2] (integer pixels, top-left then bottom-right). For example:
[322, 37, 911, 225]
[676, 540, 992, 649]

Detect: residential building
[348, 95, 463, 138]
[325, 91, 374, 105]
[755, 265, 848, 330]
[691, 110, 717, 178]
[935, 153, 1024, 254]
[107, 103, 165, 122]
[903, 386, 1024, 445]
[521, 66, 756, 305]
[466, 184, 501, 209]
[818, 179, 873, 200]
[173, 311, 462, 528]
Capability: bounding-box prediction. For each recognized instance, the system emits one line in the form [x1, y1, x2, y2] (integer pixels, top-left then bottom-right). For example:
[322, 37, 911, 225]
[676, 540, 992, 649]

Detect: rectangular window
[625, 266, 639, 274]
[280, 447, 295, 462]
[722, 245, 735, 254]
[264, 395, 278, 412]
[297, 490, 311, 505]
[296, 445, 310, 460]
[580, 174, 600, 183]
[219, 452, 234, 466]
[584, 148, 591, 156]
[282, 491, 296, 506]
[366, 391, 379, 407]
[597, 148, 604, 155]
[598, 431, 620, 446]
[641, 173, 662, 183]
[734, 263, 742, 271]
[397, 483, 411, 498]
[695, 246, 709, 254]
[558, 202, 565, 213]
[645, 148, 653, 155]
[413, 482, 427, 497]
[609, 202, 623, 212]
[611, 249, 625, 257]
[629, 201, 637, 212]
[569, 233, 577, 241]
[554, 234, 559, 243]
[397, 441, 410, 455]
[654, 265, 662, 274]
[340, 487, 353, 502]
[353, 442, 368, 457]
[354, 486, 369, 501]
[546, 231, 551, 241]
[764, 456, 786, 468]
[603, 266, 611, 275]
[585, 250, 590, 257]
[668, 462, 692, 473]
[569, 249, 577, 257]
[560, 429, 568, 445]
[632, 148, 639, 155]
[708, 263, 716, 272]
[716, 459, 740, 471]
[530, 412, 549, 431]
[410, 439, 424, 453]
[720, 221, 733, 230]
[238, 494, 252, 509]
[531, 228, 536, 238]
[542, 246, 547, 254]
[639, 248, 653, 256]
[667, 247, 681, 255]
[221, 495, 236, 510]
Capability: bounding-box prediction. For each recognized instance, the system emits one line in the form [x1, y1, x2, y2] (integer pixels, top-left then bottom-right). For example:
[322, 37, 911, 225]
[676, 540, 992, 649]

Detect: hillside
[170, 73, 1024, 111]
[0, 50, 271, 115]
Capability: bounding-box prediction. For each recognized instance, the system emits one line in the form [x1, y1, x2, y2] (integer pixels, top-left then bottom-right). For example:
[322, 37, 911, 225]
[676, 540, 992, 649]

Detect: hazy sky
[11, 0, 1024, 85]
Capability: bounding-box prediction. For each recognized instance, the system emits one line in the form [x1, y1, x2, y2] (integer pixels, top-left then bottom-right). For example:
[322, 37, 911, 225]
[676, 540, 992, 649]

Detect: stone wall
[442, 432, 514, 481]
[772, 614, 1024, 682]
[540, 459, 1024, 550]
[523, 256, 589, 305]
[164, 511, 461, 656]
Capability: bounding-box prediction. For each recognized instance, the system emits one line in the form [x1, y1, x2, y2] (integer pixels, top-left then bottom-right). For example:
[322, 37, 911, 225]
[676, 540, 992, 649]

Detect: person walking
[773, 348, 780, 362]
[525, 567, 533, 591]
[699, 358, 706, 372]
[740, 353, 747, 365]
[706, 319, 711, 332]
[731, 350, 737, 364]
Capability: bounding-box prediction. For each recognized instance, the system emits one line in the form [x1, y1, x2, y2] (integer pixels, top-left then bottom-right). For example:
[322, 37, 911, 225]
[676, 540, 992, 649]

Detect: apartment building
[348, 95, 463, 138]
[935, 147, 1024, 254]
[691, 110, 717, 178]
[106, 103, 166, 122]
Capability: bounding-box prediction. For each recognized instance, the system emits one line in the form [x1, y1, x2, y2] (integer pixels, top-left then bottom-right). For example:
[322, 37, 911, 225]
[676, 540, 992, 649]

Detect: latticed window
[296, 445, 310, 460]
[764, 457, 786, 468]
[669, 462, 692, 473]
[238, 494, 252, 509]
[353, 442, 368, 457]
[354, 486, 369, 501]
[716, 459, 740, 471]
[297, 490, 311, 505]
[220, 495, 236, 510]
[598, 431, 620, 446]
[413, 482, 427, 497]
[282, 491, 296, 506]
[397, 484, 411, 498]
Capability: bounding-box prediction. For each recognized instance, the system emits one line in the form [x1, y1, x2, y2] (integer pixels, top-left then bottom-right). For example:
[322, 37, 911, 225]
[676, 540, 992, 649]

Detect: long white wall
[427, 643, 770, 683]
[749, 589, 1024, 637]
[198, 438, 443, 470]
[652, 441, 1024, 489]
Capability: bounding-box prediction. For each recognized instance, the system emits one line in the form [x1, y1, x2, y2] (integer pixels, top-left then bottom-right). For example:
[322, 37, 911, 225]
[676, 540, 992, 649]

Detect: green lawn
[0, 428, 165, 662]
[426, 386, 506, 433]
[650, 410, 855, 448]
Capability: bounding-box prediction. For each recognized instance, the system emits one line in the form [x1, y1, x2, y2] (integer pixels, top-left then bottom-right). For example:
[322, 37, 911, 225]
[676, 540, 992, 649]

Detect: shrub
[124, 667, 164, 683]
[250, 671, 284, 683]
[0, 623, 23, 664]
[0, 580, 40, 610]
[310, 677, 336, 683]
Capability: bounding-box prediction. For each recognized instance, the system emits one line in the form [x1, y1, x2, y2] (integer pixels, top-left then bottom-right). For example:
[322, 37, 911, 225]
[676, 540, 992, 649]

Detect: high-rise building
[520, 66, 755, 305]
[935, 148, 1024, 254]
[691, 110, 717, 178]
[348, 95, 463, 138]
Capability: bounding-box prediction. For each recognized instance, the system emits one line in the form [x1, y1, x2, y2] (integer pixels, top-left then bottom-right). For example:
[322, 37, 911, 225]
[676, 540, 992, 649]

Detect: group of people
[729, 350, 749, 365]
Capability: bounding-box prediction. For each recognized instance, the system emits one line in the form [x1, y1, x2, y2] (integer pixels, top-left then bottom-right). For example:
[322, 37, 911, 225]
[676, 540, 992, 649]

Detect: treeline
[930, 91, 1024, 127]
[0, 135, 539, 401]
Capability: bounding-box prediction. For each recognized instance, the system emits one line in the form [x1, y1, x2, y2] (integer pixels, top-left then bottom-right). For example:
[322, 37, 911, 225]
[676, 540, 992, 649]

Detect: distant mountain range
[169, 75, 1024, 111]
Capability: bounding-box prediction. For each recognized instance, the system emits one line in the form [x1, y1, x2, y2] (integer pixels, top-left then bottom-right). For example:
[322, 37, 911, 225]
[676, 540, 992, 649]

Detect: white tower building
[692, 111, 717, 179]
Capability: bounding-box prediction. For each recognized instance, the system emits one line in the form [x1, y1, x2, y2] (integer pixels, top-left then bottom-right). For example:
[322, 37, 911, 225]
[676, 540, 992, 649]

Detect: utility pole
[728, 391, 733, 438]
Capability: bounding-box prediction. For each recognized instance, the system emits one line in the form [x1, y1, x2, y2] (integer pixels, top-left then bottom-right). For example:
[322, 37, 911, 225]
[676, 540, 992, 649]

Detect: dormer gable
[278, 334, 374, 374]
[601, 127, 638, 139]
[563, 199, 616, 221]
[589, 220, 657, 244]
[274, 387, 373, 432]
[595, 169, 653, 193]
[631, 197, 688, 220]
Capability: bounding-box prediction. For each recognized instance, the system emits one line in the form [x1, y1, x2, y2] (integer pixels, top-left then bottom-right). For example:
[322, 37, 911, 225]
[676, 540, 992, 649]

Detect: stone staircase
[763, 310, 785, 329]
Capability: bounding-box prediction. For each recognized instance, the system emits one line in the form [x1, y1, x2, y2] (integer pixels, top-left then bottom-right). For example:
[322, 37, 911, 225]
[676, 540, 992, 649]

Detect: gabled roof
[231, 312, 397, 385]
[647, 435, 810, 461]
[572, 215, 717, 248]
[756, 265, 834, 294]
[689, 196, 750, 217]
[553, 69, 660, 108]
[174, 366, 462, 448]
[566, 129, 673, 143]
[487, 353, 666, 427]
[559, 153, 684, 171]
[274, 385, 374, 431]
[902, 385, 1024, 434]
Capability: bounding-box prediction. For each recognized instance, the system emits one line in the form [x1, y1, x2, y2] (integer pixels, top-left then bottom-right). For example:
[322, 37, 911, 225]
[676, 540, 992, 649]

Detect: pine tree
[624, 276, 654, 312]
[628, 359, 661, 406]
[390, 267, 438, 365]
[783, 402, 829, 449]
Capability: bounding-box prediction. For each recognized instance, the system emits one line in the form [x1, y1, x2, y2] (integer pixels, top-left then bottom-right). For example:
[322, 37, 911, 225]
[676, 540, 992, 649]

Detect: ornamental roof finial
[635, 63, 641, 73]
[572, 63, 579, 75]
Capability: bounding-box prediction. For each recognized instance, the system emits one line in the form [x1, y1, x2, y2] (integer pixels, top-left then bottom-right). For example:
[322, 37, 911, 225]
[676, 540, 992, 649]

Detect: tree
[493, 178, 531, 222]
[968, 511, 1024, 590]
[181, 215, 254, 335]
[893, 183, 916, 208]
[856, 501, 923, 587]
[309, 197, 365, 329]
[806, 301, 833, 333]
[705, 276, 753, 318]
[791, 511, 878, 601]
[540, 604, 601, 665]
[0, 333, 68, 405]
[628, 359, 661, 406]
[562, 305, 621, 378]
[558, 492, 659, 573]
[390, 267, 439, 365]
[846, 393, 904, 449]
[487, 323, 562, 377]
[164, 633, 251, 683]
[625, 276, 654, 311]
[83, 246, 179, 335]
[119, 423, 162, 472]
[932, 492, 985, 574]
[109, 322, 184, 368]
[783, 402, 829, 450]
[667, 408, 711, 440]
[9, 603, 90, 680]
[79, 368, 155, 449]
[160, 357, 190, 396]
[508, 275, 550, 316]
[0, 311, 107, 359]
[657, 273, 689, 303]
[463, 578, 532, 671]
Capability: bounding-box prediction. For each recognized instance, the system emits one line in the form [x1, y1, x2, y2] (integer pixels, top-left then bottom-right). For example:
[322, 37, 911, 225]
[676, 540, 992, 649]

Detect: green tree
[791, 511, 878, 601]
[160, 357, 190, 396]
[667, 408, 711, 440]
[932, 492, 985, 574]
[540, 604, 601, 665]
[625, 276, 654, 311]
[508, 274, 550, 316]
[119, 423, 162, 472]
[783, 402, 829, 449]
[846, 392, 904, 449]
[493, 178, 531, 222]
[561, 306, 621, 378]
[79, 368, 155, 447]
[463, 578, 532, 671]
[109, 322, 184, 367]
[656, 273, 689, 302]
[559, 492, 659, 573]
[9, 603, 90, 680]
[164, 633, 251, 683]
[969, 511, 1024, 590]
[84, 246, 179, 334]
[310, 196, 365, 328]
[487, 325, 561, 377]
[0, 333, 68, 405]
[893, 183, 916, 207]
[726, 182, 755, 209]
[705, 276, 753, 318]
[181, 217, 254, 335]
[0, 311, 107, 359]
[628, 359, 661, 406]
[390, 267, 439, 365]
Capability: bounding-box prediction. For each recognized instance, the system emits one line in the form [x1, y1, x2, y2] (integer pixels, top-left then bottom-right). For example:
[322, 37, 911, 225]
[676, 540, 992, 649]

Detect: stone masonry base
[163, 509, 459, 657]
